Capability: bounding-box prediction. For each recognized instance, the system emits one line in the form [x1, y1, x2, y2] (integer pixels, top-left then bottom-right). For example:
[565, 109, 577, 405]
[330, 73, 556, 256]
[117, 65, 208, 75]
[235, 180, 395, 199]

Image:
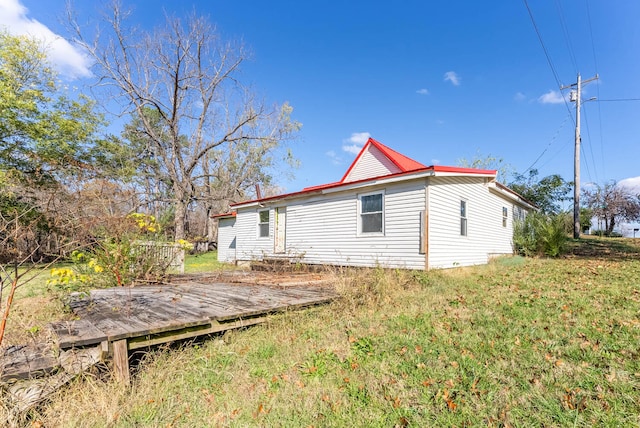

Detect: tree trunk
[205, 204, 216, 243]
[174, 200, 187, 241]
[607, 216, 616, 235]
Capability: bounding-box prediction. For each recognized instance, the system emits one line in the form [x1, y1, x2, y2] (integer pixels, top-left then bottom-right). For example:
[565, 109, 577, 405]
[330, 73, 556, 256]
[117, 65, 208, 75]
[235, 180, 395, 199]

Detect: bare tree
[69, 3, 299, 240]
[582, 181, 640, 235]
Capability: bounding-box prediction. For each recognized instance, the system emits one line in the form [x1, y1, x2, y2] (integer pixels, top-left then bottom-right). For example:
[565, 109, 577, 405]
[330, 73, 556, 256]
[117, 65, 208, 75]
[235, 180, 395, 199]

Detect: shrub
[513, 211, 569, 257]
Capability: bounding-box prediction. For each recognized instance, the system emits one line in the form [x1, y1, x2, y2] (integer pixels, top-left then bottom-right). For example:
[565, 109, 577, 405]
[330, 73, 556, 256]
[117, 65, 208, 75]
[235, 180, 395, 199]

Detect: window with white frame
[460, 200, 468, 236]
[258, 209, 270, 237]
[502, 206, 508, 227]
[513, 206, 525, 222]
[359, 192, 384, 234]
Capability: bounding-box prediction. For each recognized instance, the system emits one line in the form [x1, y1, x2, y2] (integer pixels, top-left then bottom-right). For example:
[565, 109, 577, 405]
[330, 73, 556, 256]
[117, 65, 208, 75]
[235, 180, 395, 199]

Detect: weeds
[3, 239, 640, 426]
[513, 211, 569, 257]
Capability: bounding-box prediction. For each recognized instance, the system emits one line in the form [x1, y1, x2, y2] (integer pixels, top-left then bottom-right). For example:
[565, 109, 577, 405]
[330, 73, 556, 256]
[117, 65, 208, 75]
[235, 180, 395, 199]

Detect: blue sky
[2, 0, 639, 201]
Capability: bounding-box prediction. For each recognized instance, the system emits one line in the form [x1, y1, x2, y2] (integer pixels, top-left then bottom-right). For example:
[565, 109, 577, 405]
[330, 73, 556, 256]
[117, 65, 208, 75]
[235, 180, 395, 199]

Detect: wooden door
[274, 207, 286, 253]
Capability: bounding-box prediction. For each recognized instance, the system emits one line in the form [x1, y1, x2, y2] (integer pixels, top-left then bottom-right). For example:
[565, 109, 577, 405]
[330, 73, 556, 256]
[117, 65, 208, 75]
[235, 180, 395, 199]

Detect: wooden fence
[134, 241, 185, 274]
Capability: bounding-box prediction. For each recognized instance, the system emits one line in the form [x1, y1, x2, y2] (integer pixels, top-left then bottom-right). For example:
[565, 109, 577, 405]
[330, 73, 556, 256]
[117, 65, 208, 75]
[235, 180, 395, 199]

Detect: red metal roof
[231, 164, 497, 209]
[211, 211, 236, 219]
[340, 138, 427, 183]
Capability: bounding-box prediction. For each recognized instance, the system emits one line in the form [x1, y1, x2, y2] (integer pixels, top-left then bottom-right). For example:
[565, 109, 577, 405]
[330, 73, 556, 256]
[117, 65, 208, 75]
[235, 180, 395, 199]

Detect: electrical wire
[581, 106, 597, 183]
[555, 0, 578, 73]
[585, 0, 606, 181]
[520, 114, 571, 175]
[523, 0, 576, 127]
[597, 98, 640, 102]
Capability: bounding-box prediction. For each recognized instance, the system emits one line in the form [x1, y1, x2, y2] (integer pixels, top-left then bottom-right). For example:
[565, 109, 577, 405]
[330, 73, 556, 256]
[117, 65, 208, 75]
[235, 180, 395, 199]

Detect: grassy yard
[4, 240, 640, 426]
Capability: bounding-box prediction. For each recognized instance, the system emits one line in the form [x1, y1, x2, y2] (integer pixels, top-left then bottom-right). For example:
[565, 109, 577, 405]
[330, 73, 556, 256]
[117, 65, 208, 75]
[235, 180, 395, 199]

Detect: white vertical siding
[277, 180, 426, 269]
[344, 144, 401, 182]
[217, 217, 237, 263]
[428, 177, 516, 269]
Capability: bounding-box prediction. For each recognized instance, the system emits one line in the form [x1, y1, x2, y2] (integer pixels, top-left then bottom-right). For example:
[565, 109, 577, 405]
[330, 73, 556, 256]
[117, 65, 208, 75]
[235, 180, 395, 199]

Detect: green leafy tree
[509, 169, 572, 214]
[0, 32, 103, 185]
[0, 32, 106, 347]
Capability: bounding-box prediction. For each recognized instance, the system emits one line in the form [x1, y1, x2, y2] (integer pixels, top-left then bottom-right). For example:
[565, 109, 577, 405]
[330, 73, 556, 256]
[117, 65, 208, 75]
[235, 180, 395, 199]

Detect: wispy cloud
[325, 150, 344, 165]
[431, 158, 441, 165]
[538, 90, 567, 104]
[342, 132, 371, 154]
[514, 92, 526, 101]
[0, 0, 92, 79]
[416, 88, 429, 95]
[443, 71, 460, 86]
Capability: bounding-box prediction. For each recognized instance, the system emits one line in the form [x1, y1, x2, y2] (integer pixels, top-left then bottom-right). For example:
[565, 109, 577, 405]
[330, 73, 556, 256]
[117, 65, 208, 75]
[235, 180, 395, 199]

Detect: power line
[523, 0, 576, 126]
[555, 0, 578, 72]
[597, 98, 640, 102]
[585, 0, 605, 180]
[521, 114, 571, 175]
[581, 106, 596, 183]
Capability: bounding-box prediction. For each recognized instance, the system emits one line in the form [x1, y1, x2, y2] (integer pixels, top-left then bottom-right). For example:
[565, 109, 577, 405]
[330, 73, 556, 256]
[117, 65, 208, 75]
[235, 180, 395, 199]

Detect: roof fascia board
[321, 170, 436, 194]
[489, 185, 537, 210]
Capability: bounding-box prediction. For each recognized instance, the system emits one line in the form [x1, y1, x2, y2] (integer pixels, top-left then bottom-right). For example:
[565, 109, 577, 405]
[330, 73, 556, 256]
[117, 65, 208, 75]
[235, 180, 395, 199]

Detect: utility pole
[561, 73, 598, 239]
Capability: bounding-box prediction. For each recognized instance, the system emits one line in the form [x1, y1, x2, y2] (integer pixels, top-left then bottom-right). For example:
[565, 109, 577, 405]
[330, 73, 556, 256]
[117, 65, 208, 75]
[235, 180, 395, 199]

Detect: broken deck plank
[0, 345, 59, 383]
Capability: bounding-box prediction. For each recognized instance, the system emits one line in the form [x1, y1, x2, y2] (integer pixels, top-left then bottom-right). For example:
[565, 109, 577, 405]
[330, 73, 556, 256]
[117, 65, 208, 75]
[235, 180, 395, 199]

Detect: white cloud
[416, 88, 429, 95]
[0, 0, 92, 79]
[514, 92, 526, 101]
[619, 176, 640, 193]
[538, 90, 567, 104]
[443, 71, 460, 86]
[342, 132, 371, 154]
[431, 159, 440, 165]
[325, 150, 344, 165]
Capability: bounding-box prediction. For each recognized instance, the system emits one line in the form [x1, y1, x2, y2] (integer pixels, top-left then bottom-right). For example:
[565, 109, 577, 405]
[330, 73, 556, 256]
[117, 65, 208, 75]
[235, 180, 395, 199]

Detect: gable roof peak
[340, 137, 427, 183]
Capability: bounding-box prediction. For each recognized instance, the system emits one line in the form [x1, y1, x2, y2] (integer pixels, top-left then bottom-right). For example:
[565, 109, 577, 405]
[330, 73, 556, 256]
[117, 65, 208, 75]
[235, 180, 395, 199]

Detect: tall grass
[5, 240, 640, 426]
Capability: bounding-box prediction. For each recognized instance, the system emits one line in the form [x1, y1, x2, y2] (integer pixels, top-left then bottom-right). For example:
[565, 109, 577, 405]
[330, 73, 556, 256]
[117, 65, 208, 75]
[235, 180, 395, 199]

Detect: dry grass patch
[3, 239, 640, 426]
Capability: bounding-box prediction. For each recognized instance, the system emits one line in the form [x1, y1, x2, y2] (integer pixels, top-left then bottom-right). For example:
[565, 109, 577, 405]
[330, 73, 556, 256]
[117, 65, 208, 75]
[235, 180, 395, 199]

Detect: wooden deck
[3, 275, 337, 386]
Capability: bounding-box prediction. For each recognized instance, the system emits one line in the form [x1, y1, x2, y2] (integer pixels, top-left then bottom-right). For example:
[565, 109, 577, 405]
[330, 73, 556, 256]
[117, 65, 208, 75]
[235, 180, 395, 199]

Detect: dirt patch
[170, 270, 336, 288]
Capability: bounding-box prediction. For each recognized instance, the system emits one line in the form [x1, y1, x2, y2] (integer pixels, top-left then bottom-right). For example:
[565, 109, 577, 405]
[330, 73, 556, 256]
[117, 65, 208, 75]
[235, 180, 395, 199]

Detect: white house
[217, 138, 535, 270]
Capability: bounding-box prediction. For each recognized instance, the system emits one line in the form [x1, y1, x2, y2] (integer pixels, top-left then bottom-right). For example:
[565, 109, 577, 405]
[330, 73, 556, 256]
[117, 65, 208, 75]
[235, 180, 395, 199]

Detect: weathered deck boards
[1, 276, 337, 415]
[0, 344, 59, 382]
[51, 282, 337, 349]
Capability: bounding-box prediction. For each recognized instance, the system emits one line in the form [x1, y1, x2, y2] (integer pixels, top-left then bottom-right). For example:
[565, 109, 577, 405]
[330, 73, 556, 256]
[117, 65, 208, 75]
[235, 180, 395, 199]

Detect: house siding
[428, 176, 515, 269]
[217, 217, 237, 263]
[236, 208, 275, 260]
[235, 180, 426, 269]
[344, 144, 401, 182]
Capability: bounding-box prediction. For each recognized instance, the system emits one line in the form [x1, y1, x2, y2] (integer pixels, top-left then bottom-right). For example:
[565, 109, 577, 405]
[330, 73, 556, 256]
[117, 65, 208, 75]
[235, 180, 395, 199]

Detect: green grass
[7, 239, 640, 426]
[184, 250, 230, 273]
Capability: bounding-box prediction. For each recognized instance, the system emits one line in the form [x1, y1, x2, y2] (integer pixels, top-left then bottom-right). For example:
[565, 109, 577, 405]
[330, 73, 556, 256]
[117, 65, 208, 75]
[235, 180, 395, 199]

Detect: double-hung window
[258, 210, 270, 238]
[460, 200, 468, 236]
[359, 192, 384, 234]
[502, 207, 508, 227]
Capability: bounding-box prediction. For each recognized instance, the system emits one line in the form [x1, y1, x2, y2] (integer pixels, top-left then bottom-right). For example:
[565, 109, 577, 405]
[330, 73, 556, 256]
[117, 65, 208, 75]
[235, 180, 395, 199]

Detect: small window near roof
[460, 200, 468, 236]
[258, 210, 270, 237]
[360, 192, 384, 234]
[502, 206, 508, 227]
